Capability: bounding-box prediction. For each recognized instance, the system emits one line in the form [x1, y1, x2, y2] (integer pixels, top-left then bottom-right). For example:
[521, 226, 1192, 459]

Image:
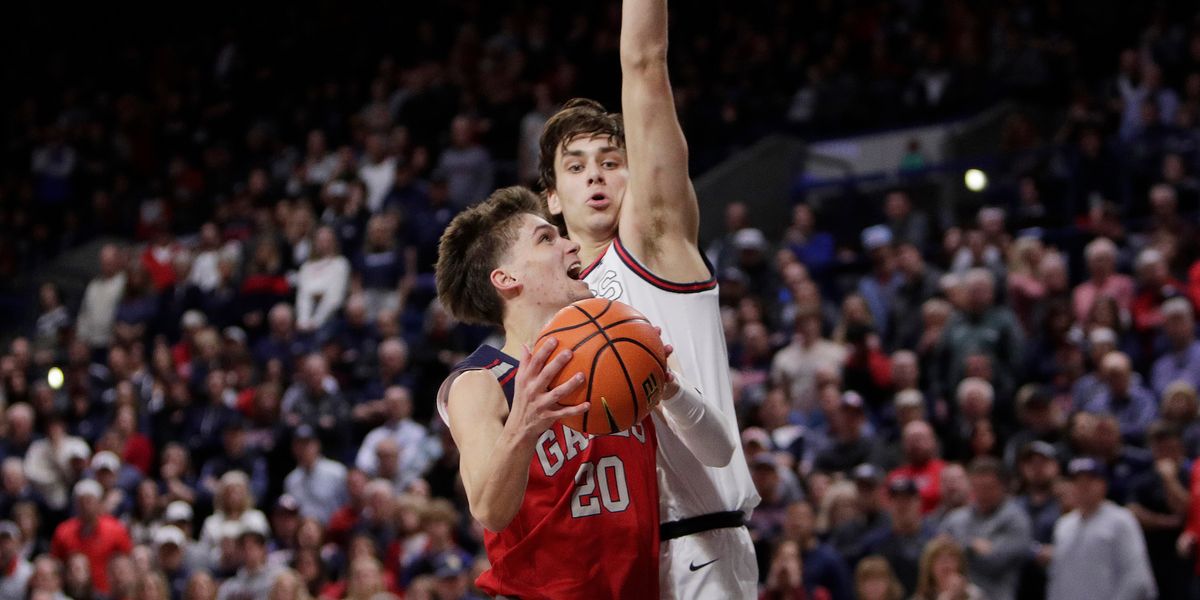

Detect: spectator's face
[783, 502, 815, 541]
[884, 192, 910, 220]
[751, 465, 780, 500]
[77, 493, 100, 520]
[546, 135, 628, 243]
[241, 537, 267, 568]
[932, 553, 963, 590]
[891, 354, 918, 388]
[158, 544, 183, 571]
[1020, 454, 1059, 488]
[902, 423, 936, 463]
[1086, 250, 1115, 279]
[1102, 359, 1131, 392]
[109, 556, 136, 594]
[728, 203, 748, 232]
[1072, 475, 1107, 510]
[66, 555, 90, 588]
[30, 559, 60, 592]
[1165, 312, 1194, 345]
[0, 534, 17, 563]
[386, 387, 412, 420]
[295, 438, 321, 465]
[969, 473, 1006, 513]
[889, 493, 922, 526]
[314, 228, 337, 257]
[1163, 392, 1198, 422]
[1149, 436, 1183, 461]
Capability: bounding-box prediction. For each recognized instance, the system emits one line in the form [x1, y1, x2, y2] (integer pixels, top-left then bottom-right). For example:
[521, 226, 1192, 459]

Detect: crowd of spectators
[4, 0, 1200, 599]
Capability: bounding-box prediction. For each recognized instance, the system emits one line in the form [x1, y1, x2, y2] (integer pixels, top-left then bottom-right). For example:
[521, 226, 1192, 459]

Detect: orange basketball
[533, 298, 668, 435]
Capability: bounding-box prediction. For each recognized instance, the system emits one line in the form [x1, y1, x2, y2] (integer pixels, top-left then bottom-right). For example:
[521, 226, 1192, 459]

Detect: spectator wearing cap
[284, 425, 348, 525]
[931, 268, 1025, 413]
[198, 418, 268, 506]
[215, 523, 282, 600]
[829, 465, 891, 563]
[777, 500, 853, 600]
[1002, 385, 1065, 468]
[938, 457, 1032, 600]
[0, 520, 32, 600]
[24, 417, 91, 513]
[50, 480, 132, 594]
[1047, 458, 1156, 600]
[887, 421, 945, 514]
[162, 500, 207, 574]
[427, 549, 484, 600]
[88, 451, 135, 516]
[355, 386, 439, 491]
[1013, 441, 1061, 600]
[814, 392, 884, 474]
[858, 224, 904, 341]
[1072, 238, 1135, 326]
[266, 494, 302, 566]
[153, 524, 192, 599]
[747, 454, 802, 548]
[1080, 351, 1158, 444]
[860, 476, 934, 595]
[1151, 298, 1200, 397]
[1127, 421, 1190, 600]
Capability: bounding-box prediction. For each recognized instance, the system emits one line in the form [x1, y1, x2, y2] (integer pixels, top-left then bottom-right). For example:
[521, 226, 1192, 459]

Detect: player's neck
[500, 304, 560, 358]
[574, 232, 614, 266]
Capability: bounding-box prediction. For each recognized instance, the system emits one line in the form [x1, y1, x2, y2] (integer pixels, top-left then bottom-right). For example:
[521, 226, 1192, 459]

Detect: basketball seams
[543, 317, 652, 352]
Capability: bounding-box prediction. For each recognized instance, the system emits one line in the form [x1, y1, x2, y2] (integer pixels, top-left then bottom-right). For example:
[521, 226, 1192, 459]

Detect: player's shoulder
[448, 369, 503, 400]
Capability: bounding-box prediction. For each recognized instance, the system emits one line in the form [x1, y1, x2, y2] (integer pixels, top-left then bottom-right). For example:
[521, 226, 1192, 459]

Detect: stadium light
[964, 169, 988, 192]
[47, 367, 64, 390]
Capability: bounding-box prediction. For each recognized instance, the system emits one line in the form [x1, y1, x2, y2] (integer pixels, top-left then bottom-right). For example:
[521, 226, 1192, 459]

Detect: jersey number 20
[570, 456, 629, 517]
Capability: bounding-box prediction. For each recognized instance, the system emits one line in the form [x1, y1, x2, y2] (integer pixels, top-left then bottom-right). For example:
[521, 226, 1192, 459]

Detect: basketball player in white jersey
[537, 0, 759, 597]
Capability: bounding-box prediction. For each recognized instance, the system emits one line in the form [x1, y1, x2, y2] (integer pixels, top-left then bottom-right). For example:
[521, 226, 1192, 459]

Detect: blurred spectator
[435, 116, 494, 210]
[1151, 298, 1200, 396]
[49, 480, 132, 594]
[911, 537, 987, 600]
[938, 458, 1032, 600]
[1080, 352, 1158, 443]
[0, 521, 32, 599]
[295, 227, 350, 334]
[1072, 238, 1135, 325]
[852, 555, 905, 600]
[887, 421, 945, 514]
[1013, 442, 1061, 600]
[215, 525, 280, 600]
[814, 392, 882, 474]
[284, 426, 348, 525]
[1127, 422, 1190, 600]
[861, 476, 934, 594]
[75, 244, 127, 352]
[1048, 458, 1156, 600]
[355, 386, 440, 490]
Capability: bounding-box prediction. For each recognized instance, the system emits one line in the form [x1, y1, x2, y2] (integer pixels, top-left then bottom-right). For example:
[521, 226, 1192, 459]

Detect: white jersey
[582, 237, 759, 522]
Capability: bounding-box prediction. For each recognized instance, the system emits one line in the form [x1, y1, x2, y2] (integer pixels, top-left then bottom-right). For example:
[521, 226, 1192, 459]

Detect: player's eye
[602, 160, 619, 169]
[539, 234, 552, 243]
[567, 164, 583, 173]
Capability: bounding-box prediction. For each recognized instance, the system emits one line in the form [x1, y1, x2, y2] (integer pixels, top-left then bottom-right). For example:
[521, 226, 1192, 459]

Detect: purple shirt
[1151, 341, 1200, 397]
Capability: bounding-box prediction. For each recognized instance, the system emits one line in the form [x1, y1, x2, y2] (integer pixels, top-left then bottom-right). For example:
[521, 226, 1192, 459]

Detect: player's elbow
[471, 501, 517, 533]
[620, 43, 668, 73]
[705, 438, 735, 468]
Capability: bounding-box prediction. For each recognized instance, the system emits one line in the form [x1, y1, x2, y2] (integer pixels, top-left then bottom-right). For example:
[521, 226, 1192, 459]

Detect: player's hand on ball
[512, 338, 588, 439]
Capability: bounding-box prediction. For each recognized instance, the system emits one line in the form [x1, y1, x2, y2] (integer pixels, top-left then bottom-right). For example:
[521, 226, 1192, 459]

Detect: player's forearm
[620, 0, 668, 71]
[658, 375, 734, 467]
[470, 427, 538, 531]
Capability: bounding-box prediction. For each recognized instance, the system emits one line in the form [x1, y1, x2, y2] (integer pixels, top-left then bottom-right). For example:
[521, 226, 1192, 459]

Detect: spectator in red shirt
[1130, 248, 1185, 335]
[50, 479, 133, 594]
[888, 421, 946, 514]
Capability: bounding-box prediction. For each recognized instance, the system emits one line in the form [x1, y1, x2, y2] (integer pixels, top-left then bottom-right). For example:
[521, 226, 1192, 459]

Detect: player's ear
[491, 267, 520, 295]
[545, 189, 563, 216]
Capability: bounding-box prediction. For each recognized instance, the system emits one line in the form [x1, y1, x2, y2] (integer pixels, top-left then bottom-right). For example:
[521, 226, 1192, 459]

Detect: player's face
[546, 135, 628, 242]
[499, 214, 592, 309]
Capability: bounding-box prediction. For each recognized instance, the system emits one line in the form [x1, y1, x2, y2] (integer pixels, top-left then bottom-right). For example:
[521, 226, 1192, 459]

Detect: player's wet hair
[537, 98, 625, 230]
[436, 186, 544, 327]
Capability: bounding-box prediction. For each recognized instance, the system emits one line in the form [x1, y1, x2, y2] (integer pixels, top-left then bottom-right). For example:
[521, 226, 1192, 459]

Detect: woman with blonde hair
[132, 571, 170, 600]
[816, 481, 860, 534]
[855, 555, 904, 600]
[269, 569, 313, 600]
[198, 470, 269, 561]
[912, 538, 987, 600]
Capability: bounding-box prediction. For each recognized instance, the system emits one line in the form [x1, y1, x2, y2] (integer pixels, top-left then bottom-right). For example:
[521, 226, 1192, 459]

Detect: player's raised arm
[618, 0, 707, 280]
[447, 340, 586, 532]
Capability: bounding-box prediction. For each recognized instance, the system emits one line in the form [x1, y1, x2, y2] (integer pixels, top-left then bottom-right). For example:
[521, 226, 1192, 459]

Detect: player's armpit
[446, 370, 534, 532]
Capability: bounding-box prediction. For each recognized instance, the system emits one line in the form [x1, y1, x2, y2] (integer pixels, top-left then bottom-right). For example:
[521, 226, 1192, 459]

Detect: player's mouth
[586, 193, 610, 209]
[566, 261, 583, 280]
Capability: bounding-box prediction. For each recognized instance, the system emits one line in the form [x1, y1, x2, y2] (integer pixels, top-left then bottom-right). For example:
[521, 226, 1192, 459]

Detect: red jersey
[439, 345, 660, 599]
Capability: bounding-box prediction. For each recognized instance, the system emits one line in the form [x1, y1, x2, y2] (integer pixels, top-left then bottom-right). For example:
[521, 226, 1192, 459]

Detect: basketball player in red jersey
[434, 187, 732, 599]
[539, 0, 759, 597]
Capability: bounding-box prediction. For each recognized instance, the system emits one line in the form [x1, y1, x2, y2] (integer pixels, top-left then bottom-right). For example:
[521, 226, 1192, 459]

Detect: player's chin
[571, 281, 594, 300]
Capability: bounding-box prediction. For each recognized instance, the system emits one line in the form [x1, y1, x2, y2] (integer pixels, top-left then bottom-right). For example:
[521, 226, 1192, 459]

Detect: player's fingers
[663, 343, 674, 360]
[524, 338, 557, 377]
[549, 401, 590, 420]
[542, 372, 585, 403]
[533, 347, 573, 389]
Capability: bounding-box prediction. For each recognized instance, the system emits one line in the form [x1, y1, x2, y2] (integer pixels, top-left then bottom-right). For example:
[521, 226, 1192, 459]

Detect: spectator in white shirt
[358, 133, 396, 213]
[295, 226, 350, 333]
[75, 244, 127, 351]
[284, 426, 348, 524]
[355, 386, 441, 490]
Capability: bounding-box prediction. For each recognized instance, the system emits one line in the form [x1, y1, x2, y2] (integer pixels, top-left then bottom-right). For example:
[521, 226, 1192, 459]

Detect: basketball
[533, 298, 668, 435]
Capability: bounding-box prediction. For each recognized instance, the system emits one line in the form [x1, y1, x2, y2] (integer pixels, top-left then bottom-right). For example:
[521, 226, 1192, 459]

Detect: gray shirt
[0, 557, 32, 600]
[284, 457, 348, 524]
[1047, 501, 1156, 600]
[216, 564, 282, 600]
[938, 498, 1032, 600]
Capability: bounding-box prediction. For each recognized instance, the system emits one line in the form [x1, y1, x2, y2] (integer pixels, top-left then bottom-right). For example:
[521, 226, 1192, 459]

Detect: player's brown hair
[537, 98, 625, 229]
[435, 186, 544, 327]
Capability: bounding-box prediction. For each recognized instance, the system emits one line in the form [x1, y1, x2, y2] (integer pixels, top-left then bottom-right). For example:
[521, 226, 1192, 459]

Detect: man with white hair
[942, 377, 997, 461]
[1072, 237, 1134, 324]
[1132, 248, 1185, 335]
[1081, 352, 1158, 443]
[75, 243, 127, 352]
[932, 268, 1024, 418]
[49, 480, 132, 595]
[355, 386, 441, 490]
[1151, 297, 1200, 396]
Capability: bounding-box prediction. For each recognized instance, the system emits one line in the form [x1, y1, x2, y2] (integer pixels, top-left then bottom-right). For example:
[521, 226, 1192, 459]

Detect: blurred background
[2, 1, 1200, 599]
